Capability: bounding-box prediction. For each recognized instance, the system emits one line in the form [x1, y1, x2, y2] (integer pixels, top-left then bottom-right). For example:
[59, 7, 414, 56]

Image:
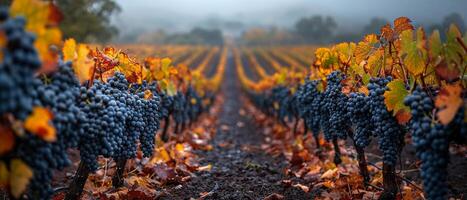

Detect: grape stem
[64, 162, 91, 200]
[161, 116, 171, 142]
[112, 159, 127, 188]
[332, 138, 342, 165]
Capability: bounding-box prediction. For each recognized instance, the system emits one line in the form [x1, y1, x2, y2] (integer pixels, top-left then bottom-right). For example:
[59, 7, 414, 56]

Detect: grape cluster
[404, 87, 451, 200]
[347, 92, 374, 147]
[77, 78, 127, 170]
[295, 79, 321, 136]
[368, 77, 405, 165]
[131, 81, 162, 157]
[186, 86, 202, 122]
[271, 86, 293, 123]
[173, 91, 189, 126]
[322, 71, 350, 140]
[0, 13, 40, 119]
[0, 11, 79, 199]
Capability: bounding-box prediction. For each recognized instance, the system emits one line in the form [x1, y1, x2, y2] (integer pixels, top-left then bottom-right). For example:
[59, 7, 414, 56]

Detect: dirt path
[161, 52, 312, 200]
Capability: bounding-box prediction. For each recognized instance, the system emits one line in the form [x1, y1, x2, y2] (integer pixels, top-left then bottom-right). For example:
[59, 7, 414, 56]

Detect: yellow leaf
[74, 44, 94, 83]
[355, 34, 378, 64]
[161, 58, 172, 68]
[62, 38, 76, 62]
[320, 168, 338, 179]
[166, 81, 177, 96]
[9, 159, 33, 198]
[144, 90, 153, 100]
[0, 161, 8, 186]
[24, 107, 56, 142]
[400, 28, 427, 76]
[151, 147, 171, 164]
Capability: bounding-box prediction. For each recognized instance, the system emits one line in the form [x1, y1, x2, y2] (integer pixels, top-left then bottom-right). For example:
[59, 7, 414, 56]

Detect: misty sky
[113, 0, 467, 36]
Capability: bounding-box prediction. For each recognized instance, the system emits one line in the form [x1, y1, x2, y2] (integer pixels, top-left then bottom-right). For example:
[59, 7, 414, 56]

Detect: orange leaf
[9, 159, 33, 198]
[144, 90, 153, 100]
[395, 110, 411, 125]
[24, 107, 56, 142]
[435, 83, 463, 125]
[0, 31, 6, 61]
[0, 125, 15, 155]
[394, 17, 414, 34]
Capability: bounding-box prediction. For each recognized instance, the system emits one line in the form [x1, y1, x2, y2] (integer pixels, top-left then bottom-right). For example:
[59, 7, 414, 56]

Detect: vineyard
[0, 1, 466, 200]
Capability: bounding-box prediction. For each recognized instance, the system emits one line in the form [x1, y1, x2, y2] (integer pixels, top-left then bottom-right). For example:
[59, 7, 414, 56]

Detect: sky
[112, 0, 467, 38]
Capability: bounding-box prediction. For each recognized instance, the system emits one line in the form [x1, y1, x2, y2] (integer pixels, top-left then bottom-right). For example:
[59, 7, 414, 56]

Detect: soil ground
[159, 53, 313, 200]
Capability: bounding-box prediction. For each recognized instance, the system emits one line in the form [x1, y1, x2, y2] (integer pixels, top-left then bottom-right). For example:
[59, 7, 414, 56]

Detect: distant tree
[189, 27, 224, 45]
[441, 13, 465, 32]
[427, 12, 465, 40]
[295, 15, 337, 44]
[362, 17, 389, 35]
[56, 0, 121, 43]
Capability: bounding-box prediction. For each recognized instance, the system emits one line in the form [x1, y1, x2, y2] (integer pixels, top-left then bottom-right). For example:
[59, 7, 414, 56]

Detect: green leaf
[384, 79, 410, 115]
[400, 28, 427, 76]
[445, 24, 463, 63]
[429, 30, 442, 59]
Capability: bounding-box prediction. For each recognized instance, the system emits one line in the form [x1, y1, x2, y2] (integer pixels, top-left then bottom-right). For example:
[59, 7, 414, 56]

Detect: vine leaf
[367, 49, 384, 76]
[400, 28, 427, 76]
[9, 159, 34, 198]
[0, 125, 15, 155]
[0, 31, 6, 61]
[384, 79, 411, 124]
[10, 0, 62, 73]
[428, 30, 442, 59]
[0, 161, 7, 186]
[354, 34, 378, 65]
[24, 107, 56, 142]
[435, 83, 463, 125]
[381, 17, 414, 42]
[435, 59, 460, 82]
[62, 38, 76, 62]
[61, 40, 94, 83]
[394, 17, 414, 34]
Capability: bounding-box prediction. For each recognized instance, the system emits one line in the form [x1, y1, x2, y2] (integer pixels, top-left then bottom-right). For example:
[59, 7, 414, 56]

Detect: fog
[112, 0, 467, 41]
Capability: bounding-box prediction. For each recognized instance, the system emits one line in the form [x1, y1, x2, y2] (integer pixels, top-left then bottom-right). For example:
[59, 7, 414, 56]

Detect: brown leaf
[152, 164, 176, 183]
[47, 2, 63, 26]
[380, 24, 394, 41]
[127, 186, 156, 200]
[394, 17, 414, 34]
[0, 125, 15, 155]
[435, 59, 460, 82]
